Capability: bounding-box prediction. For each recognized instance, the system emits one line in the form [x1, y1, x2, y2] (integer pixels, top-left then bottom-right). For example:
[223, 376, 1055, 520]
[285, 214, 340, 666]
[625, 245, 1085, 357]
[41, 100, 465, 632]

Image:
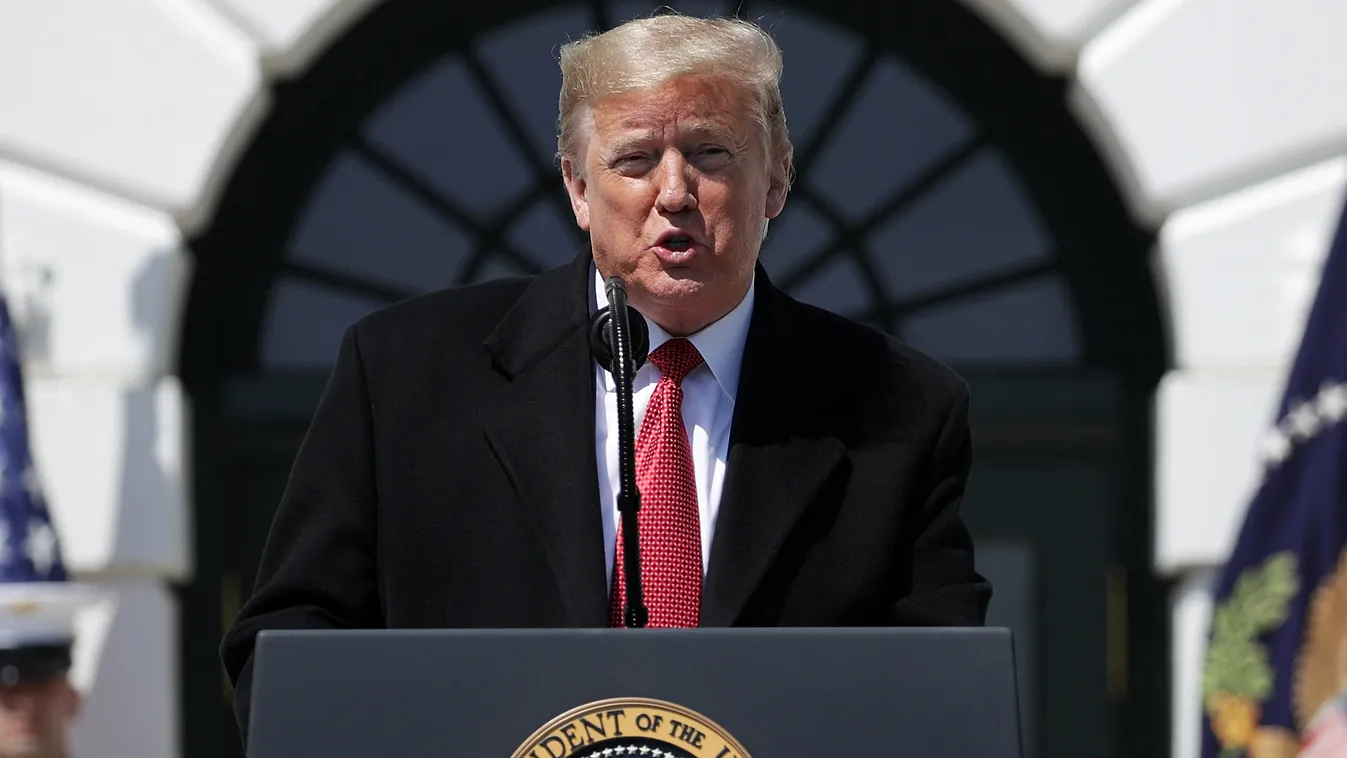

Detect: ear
[764, 161, 789, 220]
[59, 679, 80, 720]
[561, 157, 591, 232]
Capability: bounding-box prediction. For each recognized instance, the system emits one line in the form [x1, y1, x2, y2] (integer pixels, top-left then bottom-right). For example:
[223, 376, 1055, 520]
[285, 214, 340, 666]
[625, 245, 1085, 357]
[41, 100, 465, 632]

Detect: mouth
[653, 232, 699, 263]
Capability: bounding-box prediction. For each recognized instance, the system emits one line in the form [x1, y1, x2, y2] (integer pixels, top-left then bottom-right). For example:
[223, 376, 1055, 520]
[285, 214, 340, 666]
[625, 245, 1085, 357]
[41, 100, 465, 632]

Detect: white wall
[1013, 1, 1347, 755]
[0, 163, 190, 758]
[0, 0, 1342, 755]
[0, 1, 264, 754]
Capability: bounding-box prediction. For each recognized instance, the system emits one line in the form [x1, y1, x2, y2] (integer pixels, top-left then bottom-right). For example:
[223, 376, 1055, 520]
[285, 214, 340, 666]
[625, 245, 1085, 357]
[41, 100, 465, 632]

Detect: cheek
[703, 187, 760, 236]
[38, 702, 65, 728]
[597, 171, 645, 201]
[593, 183, 657, 236]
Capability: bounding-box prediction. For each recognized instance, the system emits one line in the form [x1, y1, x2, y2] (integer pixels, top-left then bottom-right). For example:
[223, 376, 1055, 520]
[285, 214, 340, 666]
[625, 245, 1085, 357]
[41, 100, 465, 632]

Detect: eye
[691, 146, 732, 168]
[614, 154, 653, 170]
[695, 146, 728, 157]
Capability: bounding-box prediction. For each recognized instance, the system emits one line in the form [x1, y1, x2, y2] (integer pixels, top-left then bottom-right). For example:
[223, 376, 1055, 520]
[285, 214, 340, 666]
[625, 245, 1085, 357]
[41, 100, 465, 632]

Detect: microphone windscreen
[586, 305, 649, 373]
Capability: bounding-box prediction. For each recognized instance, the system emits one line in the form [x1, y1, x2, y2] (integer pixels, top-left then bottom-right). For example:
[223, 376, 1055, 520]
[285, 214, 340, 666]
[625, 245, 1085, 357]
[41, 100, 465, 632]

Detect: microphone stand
[588, 277, 650, 628]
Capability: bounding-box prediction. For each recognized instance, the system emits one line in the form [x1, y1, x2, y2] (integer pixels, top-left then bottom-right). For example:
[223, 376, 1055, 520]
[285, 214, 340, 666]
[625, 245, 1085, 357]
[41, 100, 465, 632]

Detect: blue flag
[1200, 194, 1347, 758]
[0, 295, 66, 585]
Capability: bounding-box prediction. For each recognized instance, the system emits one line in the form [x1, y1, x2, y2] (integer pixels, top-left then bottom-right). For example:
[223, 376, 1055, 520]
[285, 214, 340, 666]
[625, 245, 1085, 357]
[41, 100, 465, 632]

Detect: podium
[245, 627, 1022, 757]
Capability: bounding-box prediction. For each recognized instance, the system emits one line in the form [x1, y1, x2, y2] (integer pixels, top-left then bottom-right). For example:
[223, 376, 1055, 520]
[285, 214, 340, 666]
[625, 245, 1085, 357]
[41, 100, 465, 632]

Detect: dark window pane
[261, 279, 386, 369]
[789, 252, 869, 317]
[666, 0, 734, 15]
[476, 6, 595, 163]
[288, 152, 472, 293]
[749, 4, 865, 149]
[808, 57, 974, 221]
[759, 202, 833, 279]
[868, 148, 1051, 299]
[901, 276, 1080, 366]
[363, 58, 533, 216]
[607, 0, 739, 25]
[471, 253, 529, 284]
[508, 201, 585, 270]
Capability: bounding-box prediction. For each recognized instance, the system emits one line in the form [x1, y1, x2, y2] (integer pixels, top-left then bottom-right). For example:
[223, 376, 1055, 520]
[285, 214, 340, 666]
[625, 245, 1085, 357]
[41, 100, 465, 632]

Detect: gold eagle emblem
[512, 697, 752, 758]
[1294, 546, 1347, 733]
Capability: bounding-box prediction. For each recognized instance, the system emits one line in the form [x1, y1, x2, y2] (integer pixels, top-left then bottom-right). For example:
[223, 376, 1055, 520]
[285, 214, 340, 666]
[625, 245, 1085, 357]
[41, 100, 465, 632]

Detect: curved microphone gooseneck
[587, 276, 650, 628]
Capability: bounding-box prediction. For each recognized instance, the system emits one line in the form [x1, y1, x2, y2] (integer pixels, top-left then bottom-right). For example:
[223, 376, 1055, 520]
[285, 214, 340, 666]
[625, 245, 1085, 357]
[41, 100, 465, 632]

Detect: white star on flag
[1259, 427, 1293, 466]
[1288, 401, 1322, 439]
[24, 520, 56, 577]
[1319, 381, 1347, 423]
[1258, 381, 1347, 468]
[20, 463, 40, 498]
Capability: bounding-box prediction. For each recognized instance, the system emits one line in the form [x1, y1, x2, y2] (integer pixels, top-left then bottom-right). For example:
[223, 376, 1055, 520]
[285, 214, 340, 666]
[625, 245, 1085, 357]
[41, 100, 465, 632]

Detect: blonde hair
[556, 12, 793, 186]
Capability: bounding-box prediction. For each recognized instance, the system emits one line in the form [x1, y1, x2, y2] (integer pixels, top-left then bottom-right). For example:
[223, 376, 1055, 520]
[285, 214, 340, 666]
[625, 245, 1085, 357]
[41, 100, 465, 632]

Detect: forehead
[589, 75, 755, 140]
[0, 677, 63, 696]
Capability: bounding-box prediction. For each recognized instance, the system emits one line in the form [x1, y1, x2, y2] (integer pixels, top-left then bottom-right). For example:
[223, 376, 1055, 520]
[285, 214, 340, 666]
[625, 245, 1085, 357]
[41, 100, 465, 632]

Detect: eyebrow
[681, 123, 738, 143]
[603, 132, 658, 156]
[603, 123, 739, 155]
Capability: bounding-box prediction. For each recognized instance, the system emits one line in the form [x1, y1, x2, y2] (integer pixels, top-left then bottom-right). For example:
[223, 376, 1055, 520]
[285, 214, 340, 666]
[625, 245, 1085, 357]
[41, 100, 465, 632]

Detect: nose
[0, 686, 36, 713]
[654, 150, 697, 213]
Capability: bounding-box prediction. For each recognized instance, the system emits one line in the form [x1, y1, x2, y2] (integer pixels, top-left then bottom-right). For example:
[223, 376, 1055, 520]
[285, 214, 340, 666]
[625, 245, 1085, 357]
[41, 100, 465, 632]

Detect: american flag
[0, 293, 64, 584]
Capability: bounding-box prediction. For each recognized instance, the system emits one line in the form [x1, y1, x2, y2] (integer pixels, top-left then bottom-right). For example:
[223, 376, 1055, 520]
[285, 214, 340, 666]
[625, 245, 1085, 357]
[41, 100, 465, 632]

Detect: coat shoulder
[784, 296, 969, 410]
[336, 276, 536, 376]
[352, 275, 535, 348]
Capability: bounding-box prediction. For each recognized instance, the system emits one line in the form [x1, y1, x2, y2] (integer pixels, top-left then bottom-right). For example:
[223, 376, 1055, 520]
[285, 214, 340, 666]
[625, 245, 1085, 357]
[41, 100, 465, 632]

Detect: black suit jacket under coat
[220, 251, 991, 741]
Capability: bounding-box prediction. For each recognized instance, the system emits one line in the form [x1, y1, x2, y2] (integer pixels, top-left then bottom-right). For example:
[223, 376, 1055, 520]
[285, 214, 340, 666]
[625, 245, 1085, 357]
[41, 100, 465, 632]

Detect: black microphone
[587, 276, 650, 628]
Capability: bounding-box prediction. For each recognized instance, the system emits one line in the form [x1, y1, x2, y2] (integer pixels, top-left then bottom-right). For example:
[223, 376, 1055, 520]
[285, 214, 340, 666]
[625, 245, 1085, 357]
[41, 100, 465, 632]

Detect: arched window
[185, 1, 1162, 383]
[260, 4, 1083, 369]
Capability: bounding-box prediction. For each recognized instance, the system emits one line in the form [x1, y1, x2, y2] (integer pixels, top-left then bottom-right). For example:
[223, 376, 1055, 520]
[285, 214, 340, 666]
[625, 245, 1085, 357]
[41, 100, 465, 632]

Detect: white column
[1069, 0, 1347, 754]
[0, 162, 191, 758]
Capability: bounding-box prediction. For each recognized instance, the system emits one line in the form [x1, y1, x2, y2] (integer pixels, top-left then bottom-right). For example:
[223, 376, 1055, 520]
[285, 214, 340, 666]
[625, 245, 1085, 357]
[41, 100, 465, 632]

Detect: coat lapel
[479, 252, 610, 627]
[701, 269, 845, 626]
[478, 257, 843, 628]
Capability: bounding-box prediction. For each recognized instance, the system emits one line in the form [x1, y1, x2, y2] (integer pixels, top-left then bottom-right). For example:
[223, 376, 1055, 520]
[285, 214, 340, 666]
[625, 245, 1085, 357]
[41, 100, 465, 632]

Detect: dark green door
[963, 372, 1166, 758]
[177, 379, 327, 758]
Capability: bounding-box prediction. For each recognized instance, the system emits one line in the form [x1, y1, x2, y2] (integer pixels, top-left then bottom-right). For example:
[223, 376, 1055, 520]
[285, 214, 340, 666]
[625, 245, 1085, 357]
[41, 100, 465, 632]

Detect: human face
[0, 678, 78, 758]
[562, 75, 788, 336]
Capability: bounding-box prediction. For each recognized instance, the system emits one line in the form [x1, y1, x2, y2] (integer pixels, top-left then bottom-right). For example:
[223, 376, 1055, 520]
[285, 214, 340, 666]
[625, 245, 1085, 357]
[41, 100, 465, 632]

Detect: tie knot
[649, 338, 704, 385]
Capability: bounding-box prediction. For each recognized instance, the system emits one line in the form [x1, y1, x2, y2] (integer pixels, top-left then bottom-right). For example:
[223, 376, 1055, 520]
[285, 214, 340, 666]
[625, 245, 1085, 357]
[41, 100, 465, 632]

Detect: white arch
[0, 1, 1343, 756]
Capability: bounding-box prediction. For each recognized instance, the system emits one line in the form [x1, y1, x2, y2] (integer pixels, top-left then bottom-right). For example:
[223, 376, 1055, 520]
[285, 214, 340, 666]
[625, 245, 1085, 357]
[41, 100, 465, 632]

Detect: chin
[640, 273, 710, 305]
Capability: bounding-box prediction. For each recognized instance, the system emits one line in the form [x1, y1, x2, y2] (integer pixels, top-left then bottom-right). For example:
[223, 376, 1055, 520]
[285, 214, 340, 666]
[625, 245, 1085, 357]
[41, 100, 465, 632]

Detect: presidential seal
[511, 697, 752, 758]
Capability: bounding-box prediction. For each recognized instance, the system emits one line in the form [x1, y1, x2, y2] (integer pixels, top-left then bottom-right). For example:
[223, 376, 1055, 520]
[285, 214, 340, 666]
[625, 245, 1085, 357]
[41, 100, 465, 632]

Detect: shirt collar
[592, 265, 754, 401]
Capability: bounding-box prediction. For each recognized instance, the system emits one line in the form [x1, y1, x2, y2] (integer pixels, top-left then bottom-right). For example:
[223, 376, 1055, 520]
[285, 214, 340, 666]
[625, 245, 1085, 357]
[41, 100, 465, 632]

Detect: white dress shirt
[592, 267, 756, 590]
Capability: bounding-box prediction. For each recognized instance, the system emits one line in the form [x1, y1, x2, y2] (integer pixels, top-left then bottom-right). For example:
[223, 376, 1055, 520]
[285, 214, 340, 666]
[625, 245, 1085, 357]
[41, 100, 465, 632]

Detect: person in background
[0, 290, 99, 758]
[0, 617, 83, 758]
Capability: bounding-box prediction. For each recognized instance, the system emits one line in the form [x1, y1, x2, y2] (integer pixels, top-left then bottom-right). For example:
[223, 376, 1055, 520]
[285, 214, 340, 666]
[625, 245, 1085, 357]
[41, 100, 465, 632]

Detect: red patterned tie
[609, 338, 705, 628]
